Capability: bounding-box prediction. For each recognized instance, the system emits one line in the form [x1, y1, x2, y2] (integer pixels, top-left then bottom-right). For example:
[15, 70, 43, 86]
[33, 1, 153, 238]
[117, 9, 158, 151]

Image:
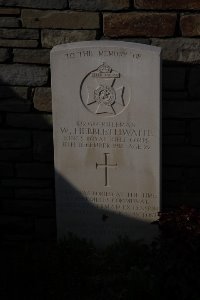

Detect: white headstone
[51, 41, 161, 245]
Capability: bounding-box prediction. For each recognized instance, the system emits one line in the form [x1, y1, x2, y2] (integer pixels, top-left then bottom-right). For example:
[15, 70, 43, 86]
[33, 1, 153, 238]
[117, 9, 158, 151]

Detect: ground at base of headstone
[1, 207, 200, 300]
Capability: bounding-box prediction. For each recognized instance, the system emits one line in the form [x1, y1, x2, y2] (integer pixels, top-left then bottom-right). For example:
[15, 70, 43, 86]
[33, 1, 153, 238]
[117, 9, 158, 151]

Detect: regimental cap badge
[91, 62, 120, 79]
[80, 62, 131, 117]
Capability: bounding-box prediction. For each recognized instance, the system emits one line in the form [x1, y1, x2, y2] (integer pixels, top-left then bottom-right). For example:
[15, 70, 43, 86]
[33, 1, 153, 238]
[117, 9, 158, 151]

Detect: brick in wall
[0, 149, 32, 162]
[33, 87, 52, 112]
[163, 136, 186, 146]
[41, 29, 97, 48]
[163, 167, 184, 181]
[191, 121, 200, 146]
[69, 0, 130, 10]
[134, 0, 200, 10]
[15, 188, 54, 200]
[0, 130, 31, 148]
[0, 86, 28, 99]
[0, 187, 14, 199]
[0, 48, 10, 62]
[163, 101, 200, 119]
[1, 179, 52, 188]
[188, 67, 200, 99]
[163, 67, 186, 90]
[187, 168, 200, 180]
[151, 38, 200, 63]
[3, 200, 55, 217]
[0, 86, 31, 113]
[0, 39, 38, 48]
[0, 216, 34, 237]
[33, 131, 53, 162]
[0, 8, 20, 15]
[163, 146, 200, 166]
[103, 13, 177, 37]
[6, 113, 52, 129]
[13, 49, 50, 64]
[22, 10, 100, 29]
[0, 0, 68, 9]
[0, 163, 14, 177]
[0, 64, 49, 86]
[0, 29, 39, 39]
[163, 120, 186, 135]
[0, 99, 31, 113]
[163, 91, 188, 101]
[0, 17, 20, 27]
[181, 14, 200, 37]
[35, 218, 56, 239]
[16, 163, 54, 179]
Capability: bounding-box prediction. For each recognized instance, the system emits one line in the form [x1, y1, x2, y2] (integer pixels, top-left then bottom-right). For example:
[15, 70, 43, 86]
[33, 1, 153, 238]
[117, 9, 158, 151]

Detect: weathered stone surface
[0, 86, 28, 99]
[0, 130, 31, 148]
[33, 87, 52, 112]
[0, 64, 49, 86]
[0, 48, 10, 62]
[69, 0, 129, 10]
[13, 49, 50, 64]
[0, 163, 14, 177]
[163, 67, 186, 90]
[188, 67, 200, 99]
[6, 113, 52, 129]
[16, 163, 54, 178]
[103, 13, 177, 37]
[181, 14, 200, 37]
[152, 38, 200, 63]
[0, 39, 38, 48]
[22, 10, 100, 29]
[42, 29, 96, 48]
[0, 8, 20, 14]
[0, 149, 32, 162]
[0, 17, 20, 27]
[134, 0, 200, 9]
[33, 131, 53, 162]
[0, 28, 39, 39]
[0, 0, 68, 9]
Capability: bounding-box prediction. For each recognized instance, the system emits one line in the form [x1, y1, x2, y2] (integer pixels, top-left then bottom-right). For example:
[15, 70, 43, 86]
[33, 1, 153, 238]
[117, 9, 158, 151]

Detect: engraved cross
[96, 153, 117, 187]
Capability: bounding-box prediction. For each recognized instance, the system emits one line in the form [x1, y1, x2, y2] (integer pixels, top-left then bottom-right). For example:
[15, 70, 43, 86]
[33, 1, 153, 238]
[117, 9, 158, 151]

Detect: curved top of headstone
[51, 40, 161, 55]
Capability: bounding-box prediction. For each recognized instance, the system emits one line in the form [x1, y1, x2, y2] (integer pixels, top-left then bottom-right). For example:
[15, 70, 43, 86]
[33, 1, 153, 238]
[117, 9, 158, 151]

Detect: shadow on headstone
[0, 78, 158, 248]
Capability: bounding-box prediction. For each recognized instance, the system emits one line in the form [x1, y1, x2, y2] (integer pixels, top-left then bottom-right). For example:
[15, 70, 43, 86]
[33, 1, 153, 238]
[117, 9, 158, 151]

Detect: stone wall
[1, 0, 200, 243]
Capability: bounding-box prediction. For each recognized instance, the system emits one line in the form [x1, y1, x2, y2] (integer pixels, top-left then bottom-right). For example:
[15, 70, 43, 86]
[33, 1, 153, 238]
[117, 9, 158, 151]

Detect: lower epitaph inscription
[51, 41, 161, 245]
